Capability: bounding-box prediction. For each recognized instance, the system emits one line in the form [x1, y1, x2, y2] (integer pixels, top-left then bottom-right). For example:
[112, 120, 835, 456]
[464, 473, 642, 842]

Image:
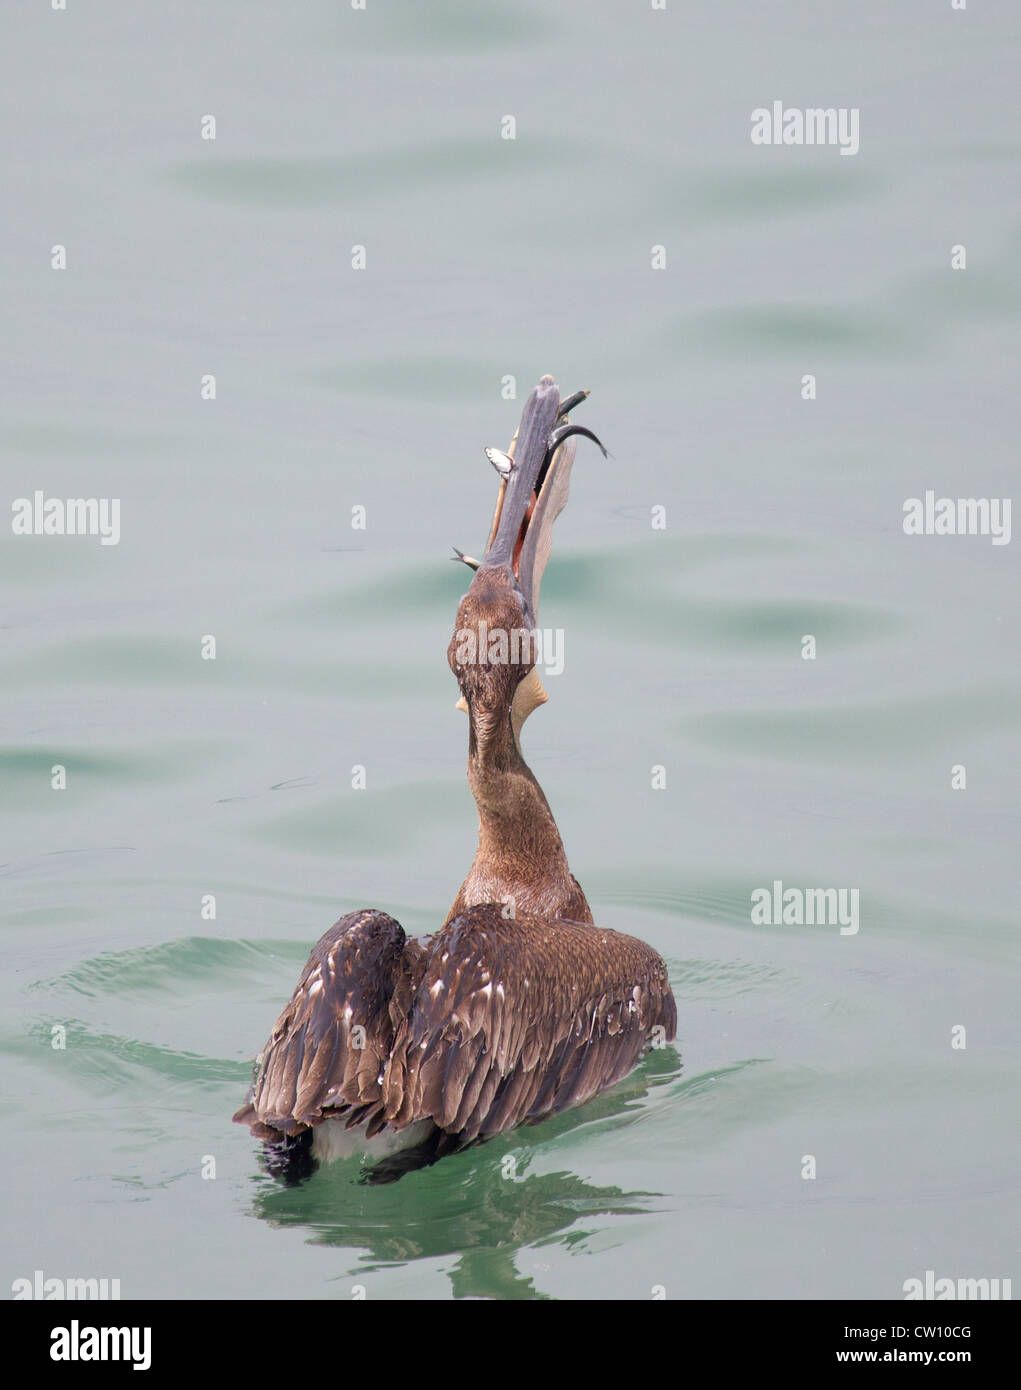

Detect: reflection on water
[249, 1050, 681, 1299]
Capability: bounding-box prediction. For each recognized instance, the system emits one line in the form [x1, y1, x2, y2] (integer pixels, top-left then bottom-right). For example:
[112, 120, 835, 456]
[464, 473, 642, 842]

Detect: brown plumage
[234, 904, 675, 1148]
[234, 376, 677, 1175]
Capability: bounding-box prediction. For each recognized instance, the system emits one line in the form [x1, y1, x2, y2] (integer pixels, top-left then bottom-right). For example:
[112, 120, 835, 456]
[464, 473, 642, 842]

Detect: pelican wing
[236, 903, 676, 1147]
[233, 909, 421, 1139]
[384, 903, 676, 1143]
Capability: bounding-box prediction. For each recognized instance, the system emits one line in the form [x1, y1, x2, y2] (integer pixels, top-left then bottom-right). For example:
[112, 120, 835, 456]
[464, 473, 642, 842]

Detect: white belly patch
[311, 1118, 433, 1164]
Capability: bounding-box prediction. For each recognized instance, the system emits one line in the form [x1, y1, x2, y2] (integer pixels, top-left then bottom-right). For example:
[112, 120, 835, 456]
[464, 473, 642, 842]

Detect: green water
[2, 1, 1018, 1300]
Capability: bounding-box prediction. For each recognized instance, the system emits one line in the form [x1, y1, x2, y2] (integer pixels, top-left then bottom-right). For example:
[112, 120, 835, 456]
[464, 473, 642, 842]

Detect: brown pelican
[234, 375, 676, 1180]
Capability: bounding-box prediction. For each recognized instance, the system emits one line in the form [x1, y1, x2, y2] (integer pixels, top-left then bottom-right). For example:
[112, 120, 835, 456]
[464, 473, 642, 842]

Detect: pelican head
[447, 375, 606, 756]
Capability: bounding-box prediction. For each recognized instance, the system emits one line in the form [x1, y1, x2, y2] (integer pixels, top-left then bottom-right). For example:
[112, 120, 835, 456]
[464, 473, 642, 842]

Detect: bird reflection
[246, 1047, 681, 1300]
